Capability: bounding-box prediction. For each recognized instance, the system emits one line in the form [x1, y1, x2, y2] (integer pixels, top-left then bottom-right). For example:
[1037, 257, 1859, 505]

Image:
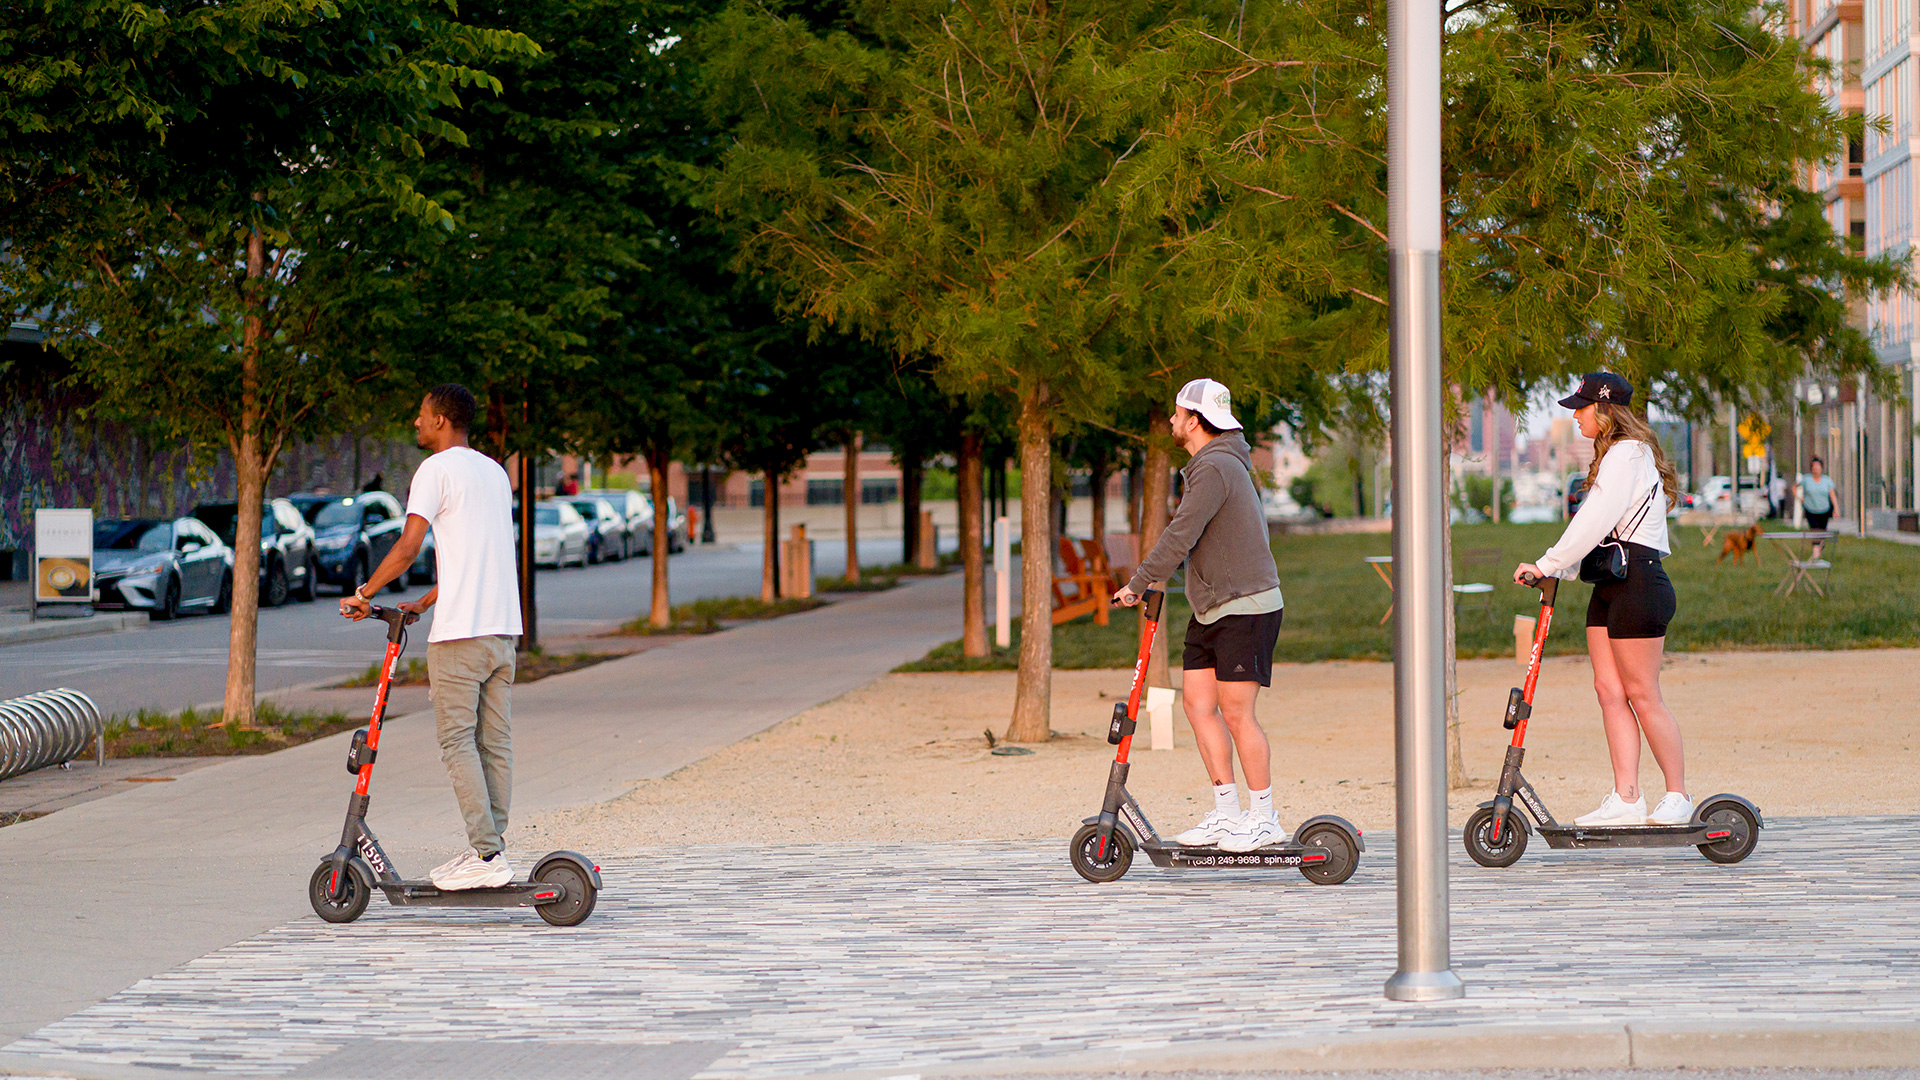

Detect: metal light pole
[1384, 0, 1464, 1002]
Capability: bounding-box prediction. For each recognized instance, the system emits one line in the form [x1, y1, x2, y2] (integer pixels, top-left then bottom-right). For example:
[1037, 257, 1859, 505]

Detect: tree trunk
[1488, 391, 1503, 524]
[1089, 446, 1108, 549]
[648, 450, 673, 629]
[221, 206, 269, 730]
[959, 430, 987, 657]
[761, 468, 778, 603]
[844, 433, 861, 583]
[518, 452, 538, 652]
[901, 450, 923, 566]
[1140, 410, 1173, 688]
[1005, 380, 1055, 743]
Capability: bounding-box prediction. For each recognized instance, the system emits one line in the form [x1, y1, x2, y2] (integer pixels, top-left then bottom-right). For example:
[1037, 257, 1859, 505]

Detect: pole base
[1384, 969, 1465, 1001]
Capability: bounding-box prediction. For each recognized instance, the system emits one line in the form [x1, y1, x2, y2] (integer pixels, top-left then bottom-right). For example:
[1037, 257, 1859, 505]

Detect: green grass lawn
[899, 523, 1920, 671]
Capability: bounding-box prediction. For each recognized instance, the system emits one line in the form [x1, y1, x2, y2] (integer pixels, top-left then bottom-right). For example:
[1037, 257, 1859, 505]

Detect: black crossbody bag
[1578, 484, 1658, 585]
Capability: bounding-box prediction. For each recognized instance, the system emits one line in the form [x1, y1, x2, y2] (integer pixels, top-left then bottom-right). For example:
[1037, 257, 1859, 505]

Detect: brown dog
[1717, 523, 1764, 565]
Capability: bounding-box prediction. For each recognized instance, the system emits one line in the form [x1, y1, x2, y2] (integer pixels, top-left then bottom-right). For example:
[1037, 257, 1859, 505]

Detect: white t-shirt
[1536, 440, 1670, 580]
[406, 446, 523, 643]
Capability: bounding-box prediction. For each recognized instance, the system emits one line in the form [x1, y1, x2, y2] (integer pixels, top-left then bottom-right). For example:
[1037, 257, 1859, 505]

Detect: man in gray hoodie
[1114, 378, 1286, 851]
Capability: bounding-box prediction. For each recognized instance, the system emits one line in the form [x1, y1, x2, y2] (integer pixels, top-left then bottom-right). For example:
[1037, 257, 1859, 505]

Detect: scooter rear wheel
[1696, 798, 1760, 864]
[534, 859, 599, 926]
[1296, 822, 1360, 885]
[1464, 806, 1529, 868]
[1070, 823, 1133, 883]
[309, 858, 373, 923]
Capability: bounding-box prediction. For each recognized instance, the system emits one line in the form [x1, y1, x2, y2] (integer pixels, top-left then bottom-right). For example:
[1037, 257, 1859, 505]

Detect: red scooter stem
[1113, 589, 1164, 767]
[353, 605, 417, 797]
[1510, 575, 1558, 748]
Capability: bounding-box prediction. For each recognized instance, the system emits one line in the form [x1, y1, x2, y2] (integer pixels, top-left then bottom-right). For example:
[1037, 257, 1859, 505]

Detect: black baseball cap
[1558, 372, 1633, 409]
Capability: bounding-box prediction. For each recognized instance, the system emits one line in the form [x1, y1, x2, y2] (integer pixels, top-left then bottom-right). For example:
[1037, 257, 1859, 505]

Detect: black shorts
[1585, 542, 1675, 640]
[1182, 608, 1284, 685]
[1806, 508, 1832, 531]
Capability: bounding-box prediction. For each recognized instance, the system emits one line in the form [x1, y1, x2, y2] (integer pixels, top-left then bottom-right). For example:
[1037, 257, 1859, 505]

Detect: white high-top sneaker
[1574, 791, 1647, 826]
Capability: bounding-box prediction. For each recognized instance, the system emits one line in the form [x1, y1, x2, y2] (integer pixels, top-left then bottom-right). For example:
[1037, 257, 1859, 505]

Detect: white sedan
[533, 501, 591, 568]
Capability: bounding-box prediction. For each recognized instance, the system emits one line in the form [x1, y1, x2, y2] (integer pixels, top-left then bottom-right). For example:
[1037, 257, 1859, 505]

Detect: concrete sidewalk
[0, 572, 969, 1043]
[1, 819, 1915, 1078]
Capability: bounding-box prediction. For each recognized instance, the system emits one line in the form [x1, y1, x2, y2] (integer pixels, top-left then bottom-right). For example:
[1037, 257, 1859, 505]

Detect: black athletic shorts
[1182, 608, 1284, 685]
[1585, 542, 1675, 640]
[1806, 508, 1832, 531]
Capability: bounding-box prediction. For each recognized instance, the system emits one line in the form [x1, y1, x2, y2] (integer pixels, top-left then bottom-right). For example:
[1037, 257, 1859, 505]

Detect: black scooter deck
[1142, 840, 1331, 870]
[1536, 822, 1736, 850]
[377, 879, 567, 907]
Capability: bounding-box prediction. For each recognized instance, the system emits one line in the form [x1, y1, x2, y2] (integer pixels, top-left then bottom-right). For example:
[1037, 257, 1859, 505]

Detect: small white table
[1761, 531, 1836, 597]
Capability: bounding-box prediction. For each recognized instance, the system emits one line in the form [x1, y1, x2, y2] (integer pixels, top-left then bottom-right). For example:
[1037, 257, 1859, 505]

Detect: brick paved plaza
[6, 816, 1916, 1078]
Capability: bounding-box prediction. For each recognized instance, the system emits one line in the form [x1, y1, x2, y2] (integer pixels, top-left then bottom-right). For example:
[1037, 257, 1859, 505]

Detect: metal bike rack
[0, 688, 105, 782]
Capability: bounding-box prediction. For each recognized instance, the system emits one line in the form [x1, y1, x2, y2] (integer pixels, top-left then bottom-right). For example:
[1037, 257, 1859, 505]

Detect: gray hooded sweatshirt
[1127, 432, 1282, 619]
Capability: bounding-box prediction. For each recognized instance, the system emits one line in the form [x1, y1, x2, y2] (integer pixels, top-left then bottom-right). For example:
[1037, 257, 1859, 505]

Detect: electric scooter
[1463, 573, 1762, 868]
[1070, 588, 1364, 884]
[309, 605, 601, 925]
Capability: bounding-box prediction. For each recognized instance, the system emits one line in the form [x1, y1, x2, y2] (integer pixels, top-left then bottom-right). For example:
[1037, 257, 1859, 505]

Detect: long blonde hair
[1585, 402, 1681, 508]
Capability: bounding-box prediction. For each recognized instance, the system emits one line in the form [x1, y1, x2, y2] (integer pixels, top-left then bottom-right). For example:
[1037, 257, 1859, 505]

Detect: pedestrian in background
[1797, 457, 1837, 556]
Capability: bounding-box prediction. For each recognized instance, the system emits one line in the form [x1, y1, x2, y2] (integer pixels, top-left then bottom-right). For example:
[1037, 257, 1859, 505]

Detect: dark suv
[289, 491, 408, 596]
[193, 499, 318, 606]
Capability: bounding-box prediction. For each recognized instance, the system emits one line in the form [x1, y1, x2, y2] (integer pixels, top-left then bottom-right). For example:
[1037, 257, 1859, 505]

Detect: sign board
[35, 508, 94, 605]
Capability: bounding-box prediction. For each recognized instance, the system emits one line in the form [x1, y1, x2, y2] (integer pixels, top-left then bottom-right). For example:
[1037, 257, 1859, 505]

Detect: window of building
[806, 479, 844, 506]
[860, 479, 899, 505]
[749, 479, 765, 508]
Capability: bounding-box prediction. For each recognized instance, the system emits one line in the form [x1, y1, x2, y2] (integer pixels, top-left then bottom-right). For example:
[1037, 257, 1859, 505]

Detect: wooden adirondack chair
[1051, 537, 1114, 625]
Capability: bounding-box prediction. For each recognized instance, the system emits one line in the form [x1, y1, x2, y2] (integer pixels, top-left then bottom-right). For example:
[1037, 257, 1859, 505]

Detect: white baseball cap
[1175, 378, 1242, 431]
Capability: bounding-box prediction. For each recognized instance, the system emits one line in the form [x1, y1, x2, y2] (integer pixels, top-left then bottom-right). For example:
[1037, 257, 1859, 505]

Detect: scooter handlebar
[1518, 573, 1558, 605]
[367, 605, 418, 644]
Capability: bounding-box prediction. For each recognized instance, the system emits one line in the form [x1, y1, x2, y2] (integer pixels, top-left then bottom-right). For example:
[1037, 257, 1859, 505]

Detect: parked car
[569, 497, 629, 563]
[193, 499, 318, 606]
[578, 489, 655, 555]
[661, 496, 689, 553]
[92, 517, 233, 620]
[290, 491, 407, 595]
[1565, 472, 1588, 517]
[534, 501, 591, 567]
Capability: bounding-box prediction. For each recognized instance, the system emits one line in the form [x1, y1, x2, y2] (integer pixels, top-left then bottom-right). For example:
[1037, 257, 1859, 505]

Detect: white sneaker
[1217, 814, 1284, 852]
[430, 850, 513, 890]
[1575, 792, 1647, 826]
[1648, 792, 1694, 825]
[1175, 809, 1243, 847]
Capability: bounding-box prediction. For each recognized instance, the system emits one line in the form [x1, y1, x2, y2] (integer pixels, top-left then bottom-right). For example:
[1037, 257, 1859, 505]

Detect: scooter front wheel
[1464, 806, 1529, 868]
[309, 858, 373, 923]
[1070, 823, 1133, 883]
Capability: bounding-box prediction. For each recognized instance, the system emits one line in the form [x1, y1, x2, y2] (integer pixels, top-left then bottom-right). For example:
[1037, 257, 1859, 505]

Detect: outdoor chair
[1454, 546, 1502, 624]
[1051, 537, 1113, 625]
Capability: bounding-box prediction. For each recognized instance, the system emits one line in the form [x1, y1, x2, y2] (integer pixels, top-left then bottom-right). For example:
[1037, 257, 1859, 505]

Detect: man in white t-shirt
[342, 384, 523, 890]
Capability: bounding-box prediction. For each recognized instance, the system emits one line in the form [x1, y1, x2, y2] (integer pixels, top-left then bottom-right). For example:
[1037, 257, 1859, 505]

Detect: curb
[3, 1022, 1916, 1079]
[0, 612, 147, 647]
[811, 1022, 1920, 1077]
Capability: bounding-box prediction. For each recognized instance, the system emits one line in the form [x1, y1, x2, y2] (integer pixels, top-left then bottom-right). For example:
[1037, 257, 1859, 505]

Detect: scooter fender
[1694, 793, 1764, 829]
[533, 850, 603, 891]
[1080, 814, 1141, 849]
[1292, 814, 1366, 852]
[1476, 799, 1534, 836]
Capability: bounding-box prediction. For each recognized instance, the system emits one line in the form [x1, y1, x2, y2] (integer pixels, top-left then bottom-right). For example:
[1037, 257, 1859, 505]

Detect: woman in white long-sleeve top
[1514, 373, 1691, 828]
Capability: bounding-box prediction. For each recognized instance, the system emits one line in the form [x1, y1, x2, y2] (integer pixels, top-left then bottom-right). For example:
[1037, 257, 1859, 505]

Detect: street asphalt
[0, 538, 928, 717]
